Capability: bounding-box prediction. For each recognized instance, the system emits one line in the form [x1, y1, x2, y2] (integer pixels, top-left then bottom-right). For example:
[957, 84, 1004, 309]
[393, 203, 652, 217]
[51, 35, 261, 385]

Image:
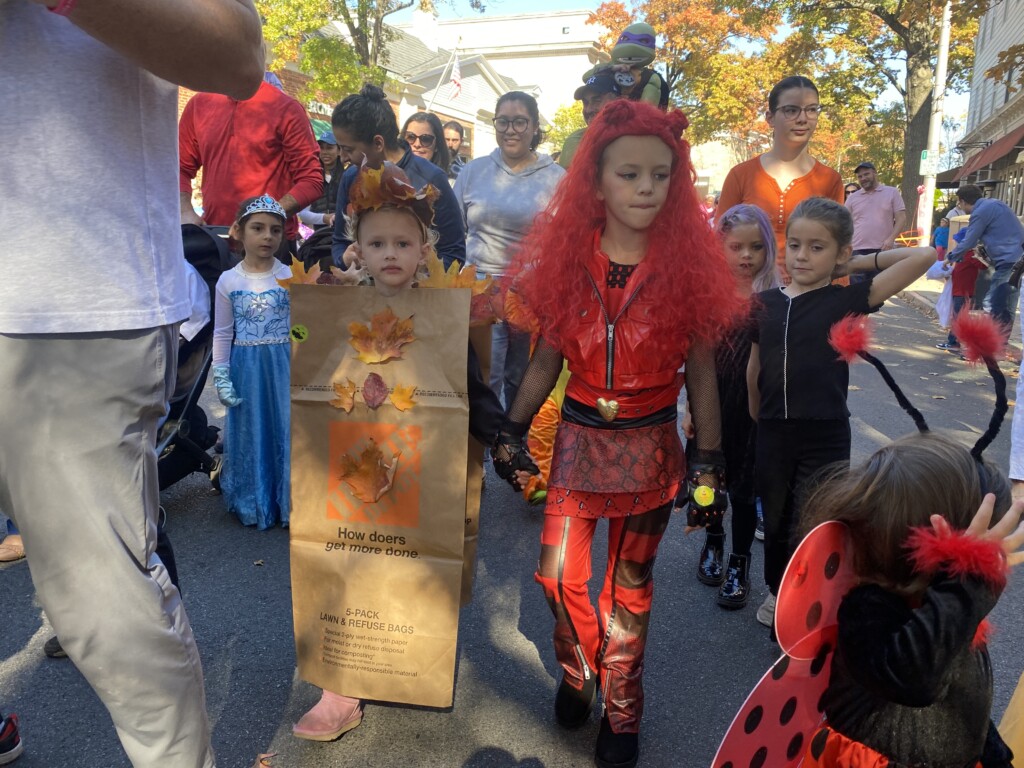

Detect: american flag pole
[449, 53, 461, 99]
[426, 39, 461, 113]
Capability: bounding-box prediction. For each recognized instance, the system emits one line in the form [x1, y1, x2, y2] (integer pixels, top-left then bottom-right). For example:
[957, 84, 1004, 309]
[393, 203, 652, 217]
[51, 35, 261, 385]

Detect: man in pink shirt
[845, 161, 907, 282]
[179, 79, 323, 262]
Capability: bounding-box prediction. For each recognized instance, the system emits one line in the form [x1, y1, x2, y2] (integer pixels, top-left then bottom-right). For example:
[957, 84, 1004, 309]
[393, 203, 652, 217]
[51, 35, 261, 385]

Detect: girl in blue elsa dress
[212, 195, 292, 529]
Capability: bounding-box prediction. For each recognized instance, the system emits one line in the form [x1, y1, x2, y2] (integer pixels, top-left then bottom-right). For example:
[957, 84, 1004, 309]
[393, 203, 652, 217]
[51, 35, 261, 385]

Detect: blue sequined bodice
[230, 288, 291, 343]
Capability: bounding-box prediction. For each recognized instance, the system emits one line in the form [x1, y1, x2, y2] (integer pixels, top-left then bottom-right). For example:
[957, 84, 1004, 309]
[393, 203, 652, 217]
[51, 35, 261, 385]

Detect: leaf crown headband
[346, 161, 439, 233]
[243, 195, 286, 220]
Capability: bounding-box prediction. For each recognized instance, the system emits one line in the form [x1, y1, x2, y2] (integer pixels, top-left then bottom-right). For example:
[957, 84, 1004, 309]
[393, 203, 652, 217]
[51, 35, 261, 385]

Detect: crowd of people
[4, 2, 1024, 767]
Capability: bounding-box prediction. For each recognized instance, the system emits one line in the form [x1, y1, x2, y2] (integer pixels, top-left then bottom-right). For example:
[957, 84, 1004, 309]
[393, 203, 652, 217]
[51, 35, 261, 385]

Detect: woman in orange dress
[717, 76, 843, 282]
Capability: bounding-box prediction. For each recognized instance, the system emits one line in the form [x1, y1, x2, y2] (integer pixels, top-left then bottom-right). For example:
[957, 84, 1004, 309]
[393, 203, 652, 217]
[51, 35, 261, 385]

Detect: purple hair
[716, 204, 780, 293]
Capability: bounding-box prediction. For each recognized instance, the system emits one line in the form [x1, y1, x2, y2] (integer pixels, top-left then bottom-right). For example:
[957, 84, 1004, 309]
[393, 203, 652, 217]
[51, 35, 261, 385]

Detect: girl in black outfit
[745, 198, 935, 629]
[797, 432, 1021, 767]
[687, 204, 778, 608]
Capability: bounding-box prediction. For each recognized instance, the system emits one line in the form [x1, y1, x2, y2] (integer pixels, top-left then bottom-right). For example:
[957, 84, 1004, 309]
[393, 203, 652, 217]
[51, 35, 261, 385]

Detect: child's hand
[930, 494, 1024, 567]
[342, 244, 360, 268]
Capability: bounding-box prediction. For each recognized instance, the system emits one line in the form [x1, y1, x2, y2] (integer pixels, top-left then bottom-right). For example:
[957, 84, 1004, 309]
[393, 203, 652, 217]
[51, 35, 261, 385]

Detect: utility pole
[919, 0, 953, 246]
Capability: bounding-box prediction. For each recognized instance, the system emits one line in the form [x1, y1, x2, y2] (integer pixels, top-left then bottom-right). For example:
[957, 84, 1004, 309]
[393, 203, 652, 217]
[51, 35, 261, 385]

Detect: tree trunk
[901, 51, 933, 225]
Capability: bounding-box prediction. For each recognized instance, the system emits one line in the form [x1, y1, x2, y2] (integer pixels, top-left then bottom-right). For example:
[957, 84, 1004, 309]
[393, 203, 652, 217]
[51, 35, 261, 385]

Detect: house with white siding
[955, 0, 1024, 214]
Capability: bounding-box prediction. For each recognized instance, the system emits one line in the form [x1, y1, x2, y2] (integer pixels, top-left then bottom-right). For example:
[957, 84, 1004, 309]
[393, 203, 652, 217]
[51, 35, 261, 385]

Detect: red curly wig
[506, 99, 740, 354]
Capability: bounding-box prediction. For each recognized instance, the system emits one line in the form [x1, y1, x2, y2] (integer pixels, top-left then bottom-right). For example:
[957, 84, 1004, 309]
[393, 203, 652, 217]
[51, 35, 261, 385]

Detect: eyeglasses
[404, 132, 436, 148]
[492, 116, 531, 133]
[774, 104, 822, 120]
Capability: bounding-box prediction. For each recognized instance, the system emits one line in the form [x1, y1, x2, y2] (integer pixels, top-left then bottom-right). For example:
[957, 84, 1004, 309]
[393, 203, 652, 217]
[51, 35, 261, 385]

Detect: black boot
[696, 532, 726, 586]
[555, 668, 596, 728]
[595, 715, 639, 768]
[717, 553, 751, 609]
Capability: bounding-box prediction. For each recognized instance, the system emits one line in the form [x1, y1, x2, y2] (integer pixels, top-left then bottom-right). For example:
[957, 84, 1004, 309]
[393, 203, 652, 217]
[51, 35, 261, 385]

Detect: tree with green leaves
[545, 102, 586, 152]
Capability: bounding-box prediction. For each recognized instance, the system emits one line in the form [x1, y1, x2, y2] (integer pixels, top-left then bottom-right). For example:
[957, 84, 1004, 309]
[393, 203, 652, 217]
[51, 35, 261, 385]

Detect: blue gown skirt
[222, 343, 290, 529]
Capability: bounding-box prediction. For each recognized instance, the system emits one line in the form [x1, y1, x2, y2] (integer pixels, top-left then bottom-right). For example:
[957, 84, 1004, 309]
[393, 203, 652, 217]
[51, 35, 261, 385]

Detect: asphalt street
[2, 295, 1022, 768]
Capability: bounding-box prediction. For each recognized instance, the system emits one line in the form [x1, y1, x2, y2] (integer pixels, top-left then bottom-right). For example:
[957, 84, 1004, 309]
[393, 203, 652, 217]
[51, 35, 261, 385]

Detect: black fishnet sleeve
[685, 341, 723, 462]
[501, 337, 565, 437]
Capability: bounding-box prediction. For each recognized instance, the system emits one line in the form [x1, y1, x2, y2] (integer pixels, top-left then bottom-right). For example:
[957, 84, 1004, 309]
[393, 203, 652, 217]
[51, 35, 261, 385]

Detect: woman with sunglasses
[454, 91, 565, 407]
[717, 76, 844, 282]
[328, 85, 466, 269]
[401, 112, 452, 175]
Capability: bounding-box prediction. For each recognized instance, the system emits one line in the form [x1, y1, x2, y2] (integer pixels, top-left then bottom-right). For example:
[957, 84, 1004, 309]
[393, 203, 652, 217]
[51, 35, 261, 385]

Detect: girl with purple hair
[689, 204, 779, 608]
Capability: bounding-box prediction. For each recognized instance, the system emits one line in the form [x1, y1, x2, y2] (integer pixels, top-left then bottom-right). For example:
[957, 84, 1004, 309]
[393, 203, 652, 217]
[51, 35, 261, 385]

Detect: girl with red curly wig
[492, 99, 741, 768]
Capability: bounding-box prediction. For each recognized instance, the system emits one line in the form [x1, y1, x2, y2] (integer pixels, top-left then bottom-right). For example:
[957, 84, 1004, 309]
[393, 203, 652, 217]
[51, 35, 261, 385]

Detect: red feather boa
[906, 525, 1007, 591]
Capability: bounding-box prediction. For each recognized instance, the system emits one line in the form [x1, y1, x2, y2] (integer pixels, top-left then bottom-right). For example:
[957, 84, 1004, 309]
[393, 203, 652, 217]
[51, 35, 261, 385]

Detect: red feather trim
[972, 618, 994, 649]
[951, 309, 1004, 364]
[828, 314, 872, 363]
[906, 525, 1007, 591]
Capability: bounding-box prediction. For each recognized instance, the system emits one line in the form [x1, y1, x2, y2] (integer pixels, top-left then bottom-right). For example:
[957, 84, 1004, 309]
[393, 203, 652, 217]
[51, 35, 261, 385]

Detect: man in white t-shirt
[0, 2, 262, 766]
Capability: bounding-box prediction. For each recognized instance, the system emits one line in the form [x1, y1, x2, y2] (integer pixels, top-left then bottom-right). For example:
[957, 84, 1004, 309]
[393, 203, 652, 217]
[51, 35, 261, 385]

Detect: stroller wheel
[210, 455, 223, 493]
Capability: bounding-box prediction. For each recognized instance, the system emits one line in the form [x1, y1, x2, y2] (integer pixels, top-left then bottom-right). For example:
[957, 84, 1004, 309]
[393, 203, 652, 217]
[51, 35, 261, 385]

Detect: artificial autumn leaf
[277, 256, 322, 289]
[362, 372, 388, 409]
[330, 379, 357, 413]
[339, 439, 401, 503]
[419, 250, 493, 295]
[389, 384, 417, 412]
[349, 307, 415, 364]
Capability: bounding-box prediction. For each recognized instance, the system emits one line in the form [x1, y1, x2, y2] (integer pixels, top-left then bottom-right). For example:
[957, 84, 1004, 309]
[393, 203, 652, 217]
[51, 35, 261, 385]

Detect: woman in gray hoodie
[454, 91, 565, 407]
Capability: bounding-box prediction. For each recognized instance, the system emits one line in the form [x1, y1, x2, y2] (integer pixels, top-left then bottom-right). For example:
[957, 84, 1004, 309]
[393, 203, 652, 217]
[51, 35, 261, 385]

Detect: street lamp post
[919, 0, 953, 246]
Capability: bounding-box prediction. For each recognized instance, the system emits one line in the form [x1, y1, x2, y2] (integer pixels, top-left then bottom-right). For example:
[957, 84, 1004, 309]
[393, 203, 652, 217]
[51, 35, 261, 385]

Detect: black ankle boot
[595, 715, 639, 768]
[717, 553, 751, 609]
[696, 532, 726, 586]
[555, 669, 596, 728]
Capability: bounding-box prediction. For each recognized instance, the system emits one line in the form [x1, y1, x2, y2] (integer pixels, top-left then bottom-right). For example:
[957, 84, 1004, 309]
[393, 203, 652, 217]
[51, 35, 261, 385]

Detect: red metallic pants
[535, 503, 671, 734]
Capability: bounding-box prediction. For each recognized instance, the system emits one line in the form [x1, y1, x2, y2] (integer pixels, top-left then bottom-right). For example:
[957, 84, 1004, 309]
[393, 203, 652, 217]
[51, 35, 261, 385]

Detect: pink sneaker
[292, 691, 363, 741]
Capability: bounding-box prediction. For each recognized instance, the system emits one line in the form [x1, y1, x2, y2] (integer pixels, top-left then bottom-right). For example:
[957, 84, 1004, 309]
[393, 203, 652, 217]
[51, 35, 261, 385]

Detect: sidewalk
[899, 274, 1022, 360]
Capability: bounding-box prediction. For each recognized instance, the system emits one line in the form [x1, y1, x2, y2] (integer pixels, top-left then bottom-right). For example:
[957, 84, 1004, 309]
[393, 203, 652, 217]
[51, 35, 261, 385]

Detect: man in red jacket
[179, 78, 323, 261]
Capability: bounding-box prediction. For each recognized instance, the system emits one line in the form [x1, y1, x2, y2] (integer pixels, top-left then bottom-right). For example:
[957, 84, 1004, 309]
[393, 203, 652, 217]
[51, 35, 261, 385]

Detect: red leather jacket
[562, 240, 687, 393]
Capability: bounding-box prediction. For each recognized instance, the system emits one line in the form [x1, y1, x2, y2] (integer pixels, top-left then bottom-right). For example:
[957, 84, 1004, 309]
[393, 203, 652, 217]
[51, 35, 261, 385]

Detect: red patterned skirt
[544, 420, 683, 519]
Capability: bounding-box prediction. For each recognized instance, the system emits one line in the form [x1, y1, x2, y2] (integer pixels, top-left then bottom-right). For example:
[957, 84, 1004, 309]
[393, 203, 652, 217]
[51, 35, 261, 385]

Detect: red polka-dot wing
[776, 521, 857, 660]
[711, 650, 835, 768]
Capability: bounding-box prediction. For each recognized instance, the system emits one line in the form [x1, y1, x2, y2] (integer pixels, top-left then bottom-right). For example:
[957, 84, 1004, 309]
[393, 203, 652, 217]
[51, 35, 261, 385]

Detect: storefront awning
[955, 124, 1024, 180]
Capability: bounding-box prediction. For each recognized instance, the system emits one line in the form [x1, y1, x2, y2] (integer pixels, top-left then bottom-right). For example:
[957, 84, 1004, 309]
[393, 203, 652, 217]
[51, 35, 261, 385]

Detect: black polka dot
[810, 727, 829, 759]
[748, 747, 768, 768]
[720, 763, 733, 768]
[806, 601, 823, 631]
[743, 705, 763, 734]
[810, 642, 832, 677]
[787, 732, 804, 760]
[771, 655, 790, 680]
[824, 551, 841, 579]
[779, 696, 797, 725]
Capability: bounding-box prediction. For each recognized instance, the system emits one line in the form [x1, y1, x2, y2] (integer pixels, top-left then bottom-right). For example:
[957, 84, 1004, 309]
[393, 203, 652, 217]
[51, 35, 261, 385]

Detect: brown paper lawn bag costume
[290, 283, 476, 708]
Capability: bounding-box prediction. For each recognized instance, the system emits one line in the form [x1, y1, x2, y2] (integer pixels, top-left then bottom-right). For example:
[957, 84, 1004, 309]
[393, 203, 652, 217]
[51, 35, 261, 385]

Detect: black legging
[755, 418, 851, 594]
[708, 496, 758, 557]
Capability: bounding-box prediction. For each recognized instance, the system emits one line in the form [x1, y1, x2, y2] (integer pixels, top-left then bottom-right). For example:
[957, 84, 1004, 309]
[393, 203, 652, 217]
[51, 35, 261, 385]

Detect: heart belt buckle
[596, 397, 620, 422]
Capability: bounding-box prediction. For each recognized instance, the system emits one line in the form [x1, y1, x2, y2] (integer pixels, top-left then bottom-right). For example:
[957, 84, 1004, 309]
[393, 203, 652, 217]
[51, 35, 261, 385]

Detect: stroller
[157, 224, 238, 491]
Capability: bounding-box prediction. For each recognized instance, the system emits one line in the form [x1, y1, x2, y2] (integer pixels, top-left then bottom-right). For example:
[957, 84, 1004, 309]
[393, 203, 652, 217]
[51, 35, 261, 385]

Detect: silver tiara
[243, 195, 286, 219]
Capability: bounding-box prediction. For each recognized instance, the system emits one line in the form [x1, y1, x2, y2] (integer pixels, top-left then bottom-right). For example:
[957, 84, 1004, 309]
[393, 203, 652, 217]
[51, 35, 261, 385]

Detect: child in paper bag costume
[291, 162, 502, 742]
[587, 23, 668, 109]
[493, 100, 740, 768]
[713, 311, 1020, 768]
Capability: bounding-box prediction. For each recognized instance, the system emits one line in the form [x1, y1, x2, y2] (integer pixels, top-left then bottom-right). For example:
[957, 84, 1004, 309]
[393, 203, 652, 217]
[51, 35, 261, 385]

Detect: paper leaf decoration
[277, 256, 365, 288]
[362, 372, 388, 409]
[329, 379, 357, 412]
[339, 439, 401, 503]
[349, 307, 415, 364]
[389, 384, 417, 412]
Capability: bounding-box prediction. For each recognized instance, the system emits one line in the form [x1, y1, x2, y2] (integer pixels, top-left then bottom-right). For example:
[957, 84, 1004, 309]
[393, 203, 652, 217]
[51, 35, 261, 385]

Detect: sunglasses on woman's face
[405, 132, 436, 148]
